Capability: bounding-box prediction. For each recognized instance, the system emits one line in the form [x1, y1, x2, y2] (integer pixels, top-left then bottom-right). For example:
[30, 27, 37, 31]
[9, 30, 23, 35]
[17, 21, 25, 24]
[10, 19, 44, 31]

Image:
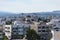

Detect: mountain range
[0, 11, 60, 17]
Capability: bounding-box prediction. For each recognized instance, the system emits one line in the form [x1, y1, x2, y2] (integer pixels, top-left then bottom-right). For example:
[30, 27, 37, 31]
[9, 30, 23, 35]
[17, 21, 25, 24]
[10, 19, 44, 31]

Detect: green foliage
[3, 35, 8, 40]
[26, 29, 38, 40]
[38, 18, 41, 22]
[6, 21, 12, 25]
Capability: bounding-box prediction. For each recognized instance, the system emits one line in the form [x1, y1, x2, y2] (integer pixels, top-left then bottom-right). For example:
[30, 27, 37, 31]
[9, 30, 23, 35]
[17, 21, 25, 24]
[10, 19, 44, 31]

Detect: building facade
[38, 22, 52, 40]
[12, 21, 30, 39]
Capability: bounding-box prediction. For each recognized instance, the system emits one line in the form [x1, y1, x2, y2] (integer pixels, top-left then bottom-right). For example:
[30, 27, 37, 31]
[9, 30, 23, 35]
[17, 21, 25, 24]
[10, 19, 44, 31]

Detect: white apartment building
[5, 25, 12, 40]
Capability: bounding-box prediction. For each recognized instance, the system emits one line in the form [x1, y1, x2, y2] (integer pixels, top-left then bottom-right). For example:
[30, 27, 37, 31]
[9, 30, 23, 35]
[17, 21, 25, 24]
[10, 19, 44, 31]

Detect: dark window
[5, 31, 10, 32]
[54, 27, 59, 29]
[5, 27, 10, 29]
[42, 26, 45, 29]
[8, 27, 10, 29]
[54, 25, 56, 26]
[27, 20, 30, 22]
[0, 31, 2, 32]
[46, 27, 49, 28]
[42, 30, 45, 32]
[31, 19, 34, 21]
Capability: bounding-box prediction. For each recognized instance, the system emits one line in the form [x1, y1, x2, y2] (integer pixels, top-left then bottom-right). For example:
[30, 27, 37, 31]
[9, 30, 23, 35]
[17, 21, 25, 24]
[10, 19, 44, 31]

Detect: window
[5, 27, 10, 29]
[42, 26, 45, 29]
[46, 27, 49, 28]
[42, 30, 45, 32]
[0, 31, 2, 32]
[5, 30, 10, 32]
[31, 19, 34, 21]
[27, 20, 30, 22]
[54, 27, 59, 31]
[53, 25, 56, 26]
[13, 31, 17, 32]
[58, 21, 60, 22]
[38, 27, 41, 29]
[38, 30, 41, 32]
[8, 27, 10, 29]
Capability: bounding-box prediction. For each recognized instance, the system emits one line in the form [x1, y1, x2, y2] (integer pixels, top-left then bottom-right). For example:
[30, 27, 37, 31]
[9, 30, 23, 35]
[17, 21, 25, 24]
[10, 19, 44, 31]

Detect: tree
[6, 21, 12, 25]
[38, 18, 41, 22]
[26, 29, 39, 40]
[3, 35, 8, 40]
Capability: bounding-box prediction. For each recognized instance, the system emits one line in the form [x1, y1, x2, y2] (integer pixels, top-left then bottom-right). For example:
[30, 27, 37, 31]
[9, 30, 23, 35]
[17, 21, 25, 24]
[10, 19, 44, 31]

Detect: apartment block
[5, 25, 12, 40]
[11, 21, 30, 39]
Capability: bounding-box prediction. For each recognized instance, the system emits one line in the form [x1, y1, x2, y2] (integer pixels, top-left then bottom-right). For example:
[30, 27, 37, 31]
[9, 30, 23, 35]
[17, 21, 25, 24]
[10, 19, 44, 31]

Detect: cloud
[0, 0, 60, 13]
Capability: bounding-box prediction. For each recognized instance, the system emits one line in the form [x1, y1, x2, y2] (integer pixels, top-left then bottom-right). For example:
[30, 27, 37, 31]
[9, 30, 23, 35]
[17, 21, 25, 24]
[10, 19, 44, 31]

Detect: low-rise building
[11, 21, 30, 39]
[30, 21, 52, 40]
[38, 22, 52, 40]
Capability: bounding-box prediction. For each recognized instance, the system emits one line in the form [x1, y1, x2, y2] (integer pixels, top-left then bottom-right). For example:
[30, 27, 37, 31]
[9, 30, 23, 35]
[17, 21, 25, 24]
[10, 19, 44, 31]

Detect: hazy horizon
[0, 0, 60, 13]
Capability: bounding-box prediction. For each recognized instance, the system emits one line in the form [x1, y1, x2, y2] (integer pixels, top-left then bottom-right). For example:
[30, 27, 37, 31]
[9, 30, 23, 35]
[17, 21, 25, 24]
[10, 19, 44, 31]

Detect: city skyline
[0, 0, 60, 13]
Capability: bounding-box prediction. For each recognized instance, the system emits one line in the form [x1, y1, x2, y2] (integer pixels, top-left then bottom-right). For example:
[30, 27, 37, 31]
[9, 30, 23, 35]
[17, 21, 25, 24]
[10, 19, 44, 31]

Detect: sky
[0, 0, 60, 13]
